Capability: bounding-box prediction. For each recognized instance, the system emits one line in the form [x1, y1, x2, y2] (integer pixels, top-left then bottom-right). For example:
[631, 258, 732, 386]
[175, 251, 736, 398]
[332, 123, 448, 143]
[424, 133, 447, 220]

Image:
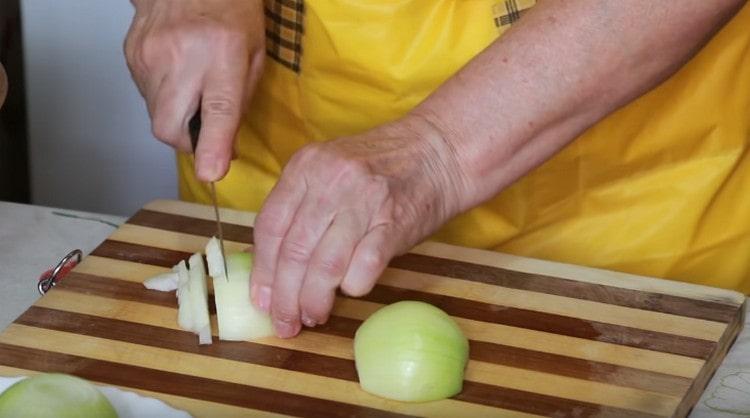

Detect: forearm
[413, 0, 744, 213]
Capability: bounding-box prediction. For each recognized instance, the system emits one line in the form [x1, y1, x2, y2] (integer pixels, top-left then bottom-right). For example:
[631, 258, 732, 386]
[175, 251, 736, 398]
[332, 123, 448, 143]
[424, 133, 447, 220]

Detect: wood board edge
[672, 300, 746, 417]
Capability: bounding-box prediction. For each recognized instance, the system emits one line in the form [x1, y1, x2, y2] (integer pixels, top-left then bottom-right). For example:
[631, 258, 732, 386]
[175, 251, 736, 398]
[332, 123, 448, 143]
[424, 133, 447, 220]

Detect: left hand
[250, 115, 468, 338]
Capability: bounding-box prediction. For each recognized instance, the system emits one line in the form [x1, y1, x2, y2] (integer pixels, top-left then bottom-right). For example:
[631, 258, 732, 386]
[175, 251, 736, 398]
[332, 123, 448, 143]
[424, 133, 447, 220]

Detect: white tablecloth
[0, 202, 124, 330]
[0, 201, 747, 416]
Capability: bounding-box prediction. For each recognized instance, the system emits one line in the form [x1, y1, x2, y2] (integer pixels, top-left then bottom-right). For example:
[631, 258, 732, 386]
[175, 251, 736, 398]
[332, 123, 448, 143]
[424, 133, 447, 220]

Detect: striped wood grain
[0, 365, 290, 418]
[0, 199, 743, 417]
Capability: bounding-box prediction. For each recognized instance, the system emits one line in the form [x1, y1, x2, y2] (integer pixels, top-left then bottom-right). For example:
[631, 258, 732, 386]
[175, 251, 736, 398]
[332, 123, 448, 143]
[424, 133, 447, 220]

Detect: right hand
[124, 0, 265, 181]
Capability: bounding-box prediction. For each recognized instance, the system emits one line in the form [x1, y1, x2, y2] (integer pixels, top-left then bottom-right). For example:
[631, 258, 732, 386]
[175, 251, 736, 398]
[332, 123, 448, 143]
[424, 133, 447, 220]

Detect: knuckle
[138, 27, 191, 67]
[272, 305, 299, 323]
[326, 160, 364, 185]
[254, 212, 287, 239]
[280, 240, 314, 264]
[203, 96, 238, 117]
[249, 256, 271, 276]
[123, 36, 135, 64]
[300, 294, 333, 323]
[150, 118, 178, 143]
[204, 24, 248, 49]
[316, 254, 348, 278]
[123, 36, 149, 79]
[360, 248, 387, 275]
[292, 143, 320, 163]
[328, 156, 376, 187]
[285, 145, 320, 177]
[139, 34, 164, 65]
[338, 158, 369, 176]
[364, 175, 389, 196]
[249, 269, 272, 287]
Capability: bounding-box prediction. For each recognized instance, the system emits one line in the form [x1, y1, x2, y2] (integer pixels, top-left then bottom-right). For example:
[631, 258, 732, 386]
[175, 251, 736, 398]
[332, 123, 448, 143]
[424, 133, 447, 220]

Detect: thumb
[194, 68, 245, 182]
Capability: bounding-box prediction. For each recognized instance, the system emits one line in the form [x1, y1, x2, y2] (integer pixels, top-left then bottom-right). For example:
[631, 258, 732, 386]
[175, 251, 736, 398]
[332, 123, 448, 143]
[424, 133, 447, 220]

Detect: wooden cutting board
[0, 199, 744, 417]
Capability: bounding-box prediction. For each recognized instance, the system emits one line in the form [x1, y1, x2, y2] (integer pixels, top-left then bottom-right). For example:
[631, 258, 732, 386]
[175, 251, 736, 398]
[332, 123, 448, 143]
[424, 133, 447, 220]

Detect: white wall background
[22, 0, 178, 217]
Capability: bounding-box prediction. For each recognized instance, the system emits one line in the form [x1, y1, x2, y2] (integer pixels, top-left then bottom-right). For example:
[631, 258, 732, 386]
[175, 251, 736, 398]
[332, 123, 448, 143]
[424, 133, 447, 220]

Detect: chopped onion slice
[205, 237, 226, 279]
[0, 373, 118, 418]
[142, 272, 179, 292]
[197, 325, 212, 345]
[175, 260, 192, 332]
[175, 255, 212, 345]
[354, 301, 469, 402]
[142, 237, 271, 344]
[187, 253, 212, 345]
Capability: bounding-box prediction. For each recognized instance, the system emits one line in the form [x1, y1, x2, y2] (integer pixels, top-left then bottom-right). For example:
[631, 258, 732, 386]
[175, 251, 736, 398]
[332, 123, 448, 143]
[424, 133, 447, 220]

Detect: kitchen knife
[189, 109, 229, 276]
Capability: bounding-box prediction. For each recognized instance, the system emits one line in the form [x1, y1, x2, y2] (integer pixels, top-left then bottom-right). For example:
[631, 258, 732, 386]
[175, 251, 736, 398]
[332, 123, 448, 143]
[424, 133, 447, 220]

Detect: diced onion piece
[197, 325, 212, 345]
[175, 254, 213, 345]
[175, 260, 193, 332]
[211, 252, 274, 341]
[142, 272, 179, 292]
[205, 237, 226, 279]
[187, 253, 212, 345]
[354, 301, 469, 402]
[175, 262, 189, 289]
[188, 253, 211, 344]
[0, 373, 118, 418]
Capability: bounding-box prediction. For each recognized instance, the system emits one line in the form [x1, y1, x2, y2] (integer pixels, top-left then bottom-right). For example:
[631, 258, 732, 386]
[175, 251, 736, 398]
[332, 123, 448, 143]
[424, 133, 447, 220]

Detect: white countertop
[0, 201, 747, 416]
[0, 202, 125, 329]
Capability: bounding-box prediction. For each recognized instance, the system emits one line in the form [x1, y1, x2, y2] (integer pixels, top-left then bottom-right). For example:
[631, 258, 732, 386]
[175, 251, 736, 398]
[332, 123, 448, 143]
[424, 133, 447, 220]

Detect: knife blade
[189, 109, 229, 276]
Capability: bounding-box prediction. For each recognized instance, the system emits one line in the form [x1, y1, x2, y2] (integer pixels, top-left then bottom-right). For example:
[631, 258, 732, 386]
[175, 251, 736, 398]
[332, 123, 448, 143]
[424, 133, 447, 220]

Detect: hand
[124, 0, 265, 181]
[250, 115, 469, 338]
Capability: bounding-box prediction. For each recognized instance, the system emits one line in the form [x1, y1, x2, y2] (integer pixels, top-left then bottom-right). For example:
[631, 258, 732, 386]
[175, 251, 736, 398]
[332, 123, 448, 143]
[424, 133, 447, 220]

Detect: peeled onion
[209, 249, 274, 341]
[354, 301, 469, 402]
[0, 373, 118, 418]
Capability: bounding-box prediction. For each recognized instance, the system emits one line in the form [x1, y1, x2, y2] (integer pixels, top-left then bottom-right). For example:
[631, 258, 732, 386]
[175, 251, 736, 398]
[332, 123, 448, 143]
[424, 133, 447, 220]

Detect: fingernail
[274, 319, 300, 338]
[301, 313, 317, 328]
[254, 285, 271, 313]
[197, 154, 221, 181]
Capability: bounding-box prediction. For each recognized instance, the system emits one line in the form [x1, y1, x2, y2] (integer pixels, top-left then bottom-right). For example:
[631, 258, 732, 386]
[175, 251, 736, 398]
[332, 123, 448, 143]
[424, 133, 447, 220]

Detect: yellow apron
[179, 0, 750, 294]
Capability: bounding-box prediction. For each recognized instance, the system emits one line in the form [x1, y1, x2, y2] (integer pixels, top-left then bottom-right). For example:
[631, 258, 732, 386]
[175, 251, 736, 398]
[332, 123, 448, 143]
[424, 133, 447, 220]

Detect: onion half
[354, 301, 469, 402]
[0, 373, 118, 418]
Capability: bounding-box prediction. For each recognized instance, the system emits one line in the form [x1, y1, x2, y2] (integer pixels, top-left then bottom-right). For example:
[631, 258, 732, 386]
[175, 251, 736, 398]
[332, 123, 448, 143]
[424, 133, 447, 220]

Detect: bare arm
[415, 0, 745, 213]
[251, 0, 746, 337]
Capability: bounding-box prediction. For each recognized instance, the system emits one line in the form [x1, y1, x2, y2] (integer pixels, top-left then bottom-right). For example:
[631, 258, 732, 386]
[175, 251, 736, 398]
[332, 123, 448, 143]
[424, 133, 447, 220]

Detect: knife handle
[189, 107, 202, 153]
